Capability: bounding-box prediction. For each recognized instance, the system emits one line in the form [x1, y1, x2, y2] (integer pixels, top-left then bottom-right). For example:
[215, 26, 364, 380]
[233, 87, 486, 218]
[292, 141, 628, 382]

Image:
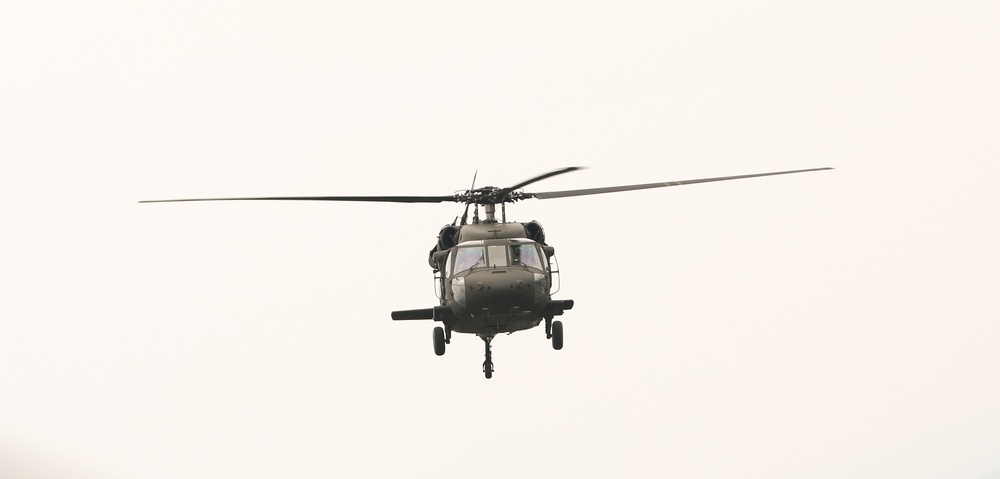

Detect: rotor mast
[481, 203, 509, 223]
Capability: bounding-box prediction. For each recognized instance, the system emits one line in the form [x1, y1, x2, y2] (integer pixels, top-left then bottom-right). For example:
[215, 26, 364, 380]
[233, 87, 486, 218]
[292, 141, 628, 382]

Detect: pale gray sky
[2, 1, 998, 478]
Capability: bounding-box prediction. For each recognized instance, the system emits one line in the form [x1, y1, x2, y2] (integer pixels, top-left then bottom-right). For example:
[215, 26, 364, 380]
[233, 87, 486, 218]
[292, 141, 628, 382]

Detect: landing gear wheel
[433, 326, 446, 356]
[482, 335, 494, 379]
[551, 320, 563, 350]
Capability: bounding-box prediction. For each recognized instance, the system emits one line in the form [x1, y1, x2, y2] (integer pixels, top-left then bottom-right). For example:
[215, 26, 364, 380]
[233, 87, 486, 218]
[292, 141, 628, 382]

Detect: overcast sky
[2, 1, 999, 478]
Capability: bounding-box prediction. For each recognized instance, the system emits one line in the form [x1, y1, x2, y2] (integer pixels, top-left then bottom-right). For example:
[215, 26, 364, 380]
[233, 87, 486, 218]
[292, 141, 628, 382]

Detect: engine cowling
[437, 225, 461, 249]
[428, 225, 461, 269]
[524, 220, 546, 244]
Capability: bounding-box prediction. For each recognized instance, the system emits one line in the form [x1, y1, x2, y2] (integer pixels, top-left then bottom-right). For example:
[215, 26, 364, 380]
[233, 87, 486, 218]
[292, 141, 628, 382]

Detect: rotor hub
[457, 186, 527, 206]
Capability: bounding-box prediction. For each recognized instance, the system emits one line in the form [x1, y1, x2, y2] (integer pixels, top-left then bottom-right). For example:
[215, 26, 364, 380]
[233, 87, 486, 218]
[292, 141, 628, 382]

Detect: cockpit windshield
[511, 244, 543, 269]
[453, 246, 486, 273]
[451, 242, 546, 274]
[488, 245, 507, 267]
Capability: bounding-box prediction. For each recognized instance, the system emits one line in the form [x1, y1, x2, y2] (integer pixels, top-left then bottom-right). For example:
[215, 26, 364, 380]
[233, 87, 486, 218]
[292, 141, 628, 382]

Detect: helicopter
[141, 166, 831, 378]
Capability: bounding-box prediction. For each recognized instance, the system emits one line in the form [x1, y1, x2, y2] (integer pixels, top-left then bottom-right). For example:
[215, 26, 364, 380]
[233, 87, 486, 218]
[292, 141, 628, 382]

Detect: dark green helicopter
[141, 166, 831, 378]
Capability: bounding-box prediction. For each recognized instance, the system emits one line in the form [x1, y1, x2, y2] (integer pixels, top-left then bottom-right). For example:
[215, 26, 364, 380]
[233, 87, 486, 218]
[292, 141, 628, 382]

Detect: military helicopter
[141, 166, 831, 378]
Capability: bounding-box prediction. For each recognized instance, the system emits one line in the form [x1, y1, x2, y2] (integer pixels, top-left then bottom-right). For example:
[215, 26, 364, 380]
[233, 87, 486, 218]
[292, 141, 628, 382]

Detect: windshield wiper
[472, 253, 486, 269]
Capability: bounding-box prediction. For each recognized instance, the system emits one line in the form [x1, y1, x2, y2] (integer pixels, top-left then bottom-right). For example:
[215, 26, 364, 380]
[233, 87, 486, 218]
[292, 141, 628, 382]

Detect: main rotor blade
[502, 166, 585, 194]
[527, 167, 833, 200]
[139, 195, 457, 204]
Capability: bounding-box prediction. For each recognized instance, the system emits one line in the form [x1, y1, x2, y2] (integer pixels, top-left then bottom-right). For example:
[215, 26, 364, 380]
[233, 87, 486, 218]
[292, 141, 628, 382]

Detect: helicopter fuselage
[443, 238, 553, 334]
[391, 222, 573, 337]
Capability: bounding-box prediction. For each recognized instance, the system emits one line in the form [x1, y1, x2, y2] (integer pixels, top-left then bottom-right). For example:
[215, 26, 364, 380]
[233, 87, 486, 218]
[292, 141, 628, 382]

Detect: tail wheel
[433, 326, 446, 356]
[551, 320, 563, 350]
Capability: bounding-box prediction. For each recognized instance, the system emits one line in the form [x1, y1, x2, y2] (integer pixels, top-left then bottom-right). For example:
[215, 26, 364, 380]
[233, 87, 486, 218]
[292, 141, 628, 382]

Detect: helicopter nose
[464, 268, 537, 312]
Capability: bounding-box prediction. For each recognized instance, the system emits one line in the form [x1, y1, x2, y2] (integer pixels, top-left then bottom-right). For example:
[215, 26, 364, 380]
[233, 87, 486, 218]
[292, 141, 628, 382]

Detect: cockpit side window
[453, 246, 486, 273]
[511, 244, 544, 270]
